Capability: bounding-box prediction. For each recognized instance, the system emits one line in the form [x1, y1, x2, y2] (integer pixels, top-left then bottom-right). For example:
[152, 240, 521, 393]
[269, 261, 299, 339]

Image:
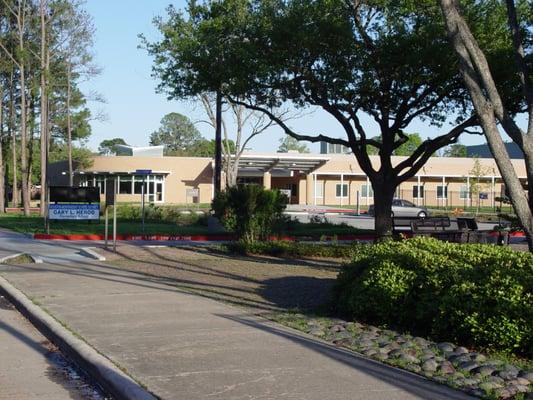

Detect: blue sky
[81, 0, 490, 154]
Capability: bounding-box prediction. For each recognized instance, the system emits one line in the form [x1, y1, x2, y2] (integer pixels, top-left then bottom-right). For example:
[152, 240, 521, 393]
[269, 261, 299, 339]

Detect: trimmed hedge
[116, 204, 207, 226]
[225, 240, 355, 259]
[335, 238, 533, 357]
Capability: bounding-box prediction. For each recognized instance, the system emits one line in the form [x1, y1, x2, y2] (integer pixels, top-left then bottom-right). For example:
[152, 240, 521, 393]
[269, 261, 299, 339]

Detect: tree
[184, 138, 236, 158]
[439, 0, 533, 250]
[197, 94, 277, 187]
[278, 136, 310, 153]
[394, 133, 423, 156]
[443, 143, 467, 157]
[1, 0, 98, 212]
[468, 158, 494, 213]
[145, 0, 516, 238]
[98, 138, 127, 155]
[150, 112, 203, 155]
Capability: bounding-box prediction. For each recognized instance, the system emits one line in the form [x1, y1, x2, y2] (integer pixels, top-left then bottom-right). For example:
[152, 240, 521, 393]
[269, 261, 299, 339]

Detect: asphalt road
[0, 295, 106, 400]
[289, 213, 499, 232]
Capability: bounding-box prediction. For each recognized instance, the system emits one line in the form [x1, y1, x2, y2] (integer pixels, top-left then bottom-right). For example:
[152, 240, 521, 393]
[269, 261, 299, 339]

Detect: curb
[30, 255, 44, 264]
[0, 275, 157, 400]
[0, 253, 24, 264]
[80, 247, 106, 261]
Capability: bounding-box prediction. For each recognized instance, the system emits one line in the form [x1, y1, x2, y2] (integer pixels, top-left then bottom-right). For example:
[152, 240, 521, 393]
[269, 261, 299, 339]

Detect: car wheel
[418, 211, 427, 219]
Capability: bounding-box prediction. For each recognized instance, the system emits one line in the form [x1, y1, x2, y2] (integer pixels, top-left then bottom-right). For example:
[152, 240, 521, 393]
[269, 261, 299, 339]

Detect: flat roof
[234, 153, 330, 173]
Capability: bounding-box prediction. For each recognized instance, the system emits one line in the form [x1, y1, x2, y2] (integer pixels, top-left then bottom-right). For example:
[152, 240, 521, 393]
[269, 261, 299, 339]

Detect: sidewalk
[0, 295, 102, 399]
[0, 229, 92, 264]
[0, 259, 475, 400]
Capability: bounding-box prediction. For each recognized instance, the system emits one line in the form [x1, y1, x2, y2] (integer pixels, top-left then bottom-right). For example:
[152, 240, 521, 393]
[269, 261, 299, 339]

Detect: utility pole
[214, 90, 222, 195]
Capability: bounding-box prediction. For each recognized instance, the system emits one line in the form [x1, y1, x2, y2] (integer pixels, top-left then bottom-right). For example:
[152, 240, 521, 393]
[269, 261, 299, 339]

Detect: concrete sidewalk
[0, 260, 475, 400]
[0, 229, 93, 264]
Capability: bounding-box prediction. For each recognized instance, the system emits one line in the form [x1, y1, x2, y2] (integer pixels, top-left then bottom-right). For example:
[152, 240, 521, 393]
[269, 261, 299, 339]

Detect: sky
[80, 0, 491, 154]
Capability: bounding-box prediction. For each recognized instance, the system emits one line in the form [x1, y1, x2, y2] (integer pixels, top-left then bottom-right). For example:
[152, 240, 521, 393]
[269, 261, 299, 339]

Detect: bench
[393, 216, 488, 244]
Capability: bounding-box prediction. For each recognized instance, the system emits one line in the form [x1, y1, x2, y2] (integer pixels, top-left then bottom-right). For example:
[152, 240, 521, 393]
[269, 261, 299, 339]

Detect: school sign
[48, 204, 100, 220]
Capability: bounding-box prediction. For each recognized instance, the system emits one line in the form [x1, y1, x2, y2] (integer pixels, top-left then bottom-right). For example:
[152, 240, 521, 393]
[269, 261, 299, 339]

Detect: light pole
[214, 90, 223, 195]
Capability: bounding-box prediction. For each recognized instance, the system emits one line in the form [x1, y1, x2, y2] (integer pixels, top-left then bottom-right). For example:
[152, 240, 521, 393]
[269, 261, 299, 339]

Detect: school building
[51, 146, 528, 209]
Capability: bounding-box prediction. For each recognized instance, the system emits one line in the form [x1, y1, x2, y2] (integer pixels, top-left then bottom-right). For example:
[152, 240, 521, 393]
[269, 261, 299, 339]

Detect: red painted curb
[32, 231, 525, 242]
[33, 233, 376, 242]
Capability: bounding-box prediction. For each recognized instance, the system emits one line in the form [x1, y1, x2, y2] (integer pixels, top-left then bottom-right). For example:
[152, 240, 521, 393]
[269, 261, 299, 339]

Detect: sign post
[113, 179, 117, 252]
[135, 170, 152, 235]
[105, 178, 116, 250]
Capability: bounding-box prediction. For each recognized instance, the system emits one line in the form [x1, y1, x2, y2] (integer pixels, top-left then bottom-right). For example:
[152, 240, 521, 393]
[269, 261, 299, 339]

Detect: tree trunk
[214, 90, 222, 194]
[439, 0, 533, 251]
[40, 0, 48, 215]
[0, 86, 5, 214]
[9, 71, 18, 208]
[20, 63, 31, 216]
[67, 61, 73, 187]
[372, 180, 396, 239]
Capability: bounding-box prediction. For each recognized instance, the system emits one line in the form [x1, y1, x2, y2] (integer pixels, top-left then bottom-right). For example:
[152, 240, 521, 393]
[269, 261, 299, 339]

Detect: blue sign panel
[49, 204, 100, 220]
[135, 169, 152, 175]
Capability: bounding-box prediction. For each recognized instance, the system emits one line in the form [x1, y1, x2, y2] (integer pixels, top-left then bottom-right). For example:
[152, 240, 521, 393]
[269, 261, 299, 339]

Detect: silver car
[368, 199, 429, 218]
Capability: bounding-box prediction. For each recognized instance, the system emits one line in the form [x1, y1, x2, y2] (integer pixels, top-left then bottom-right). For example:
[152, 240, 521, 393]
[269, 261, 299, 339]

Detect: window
[437, 185, 448, 199]
[403, 200, 416, 207]
[315, 181, 324, 198]
[336, 183, 348, 198]
[459, 185, 470, 200]
[413, 185, 424, 199]
[119, 175, 132, 194]
[95, 176, 105, 194]
[361, 184, 373, 198]
[134, 176, 147, 195]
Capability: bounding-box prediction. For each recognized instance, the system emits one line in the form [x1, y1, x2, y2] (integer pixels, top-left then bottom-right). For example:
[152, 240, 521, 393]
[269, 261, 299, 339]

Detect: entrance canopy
[234, 153, 330, 174]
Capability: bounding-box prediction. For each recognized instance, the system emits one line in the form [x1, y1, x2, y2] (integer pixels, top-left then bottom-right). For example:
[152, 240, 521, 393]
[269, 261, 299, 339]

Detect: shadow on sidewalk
[215, 313, 474, 400]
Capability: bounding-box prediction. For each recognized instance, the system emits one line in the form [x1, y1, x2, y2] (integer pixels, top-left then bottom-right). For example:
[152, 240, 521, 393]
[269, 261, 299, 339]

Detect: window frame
[436, 185, 448, 199]
[335, 183, 348, 198]
[412, 185, 424, 199]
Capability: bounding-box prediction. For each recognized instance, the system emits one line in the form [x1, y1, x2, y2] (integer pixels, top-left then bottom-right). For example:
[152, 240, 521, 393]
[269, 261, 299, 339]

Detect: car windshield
[402, 200, 415, 207]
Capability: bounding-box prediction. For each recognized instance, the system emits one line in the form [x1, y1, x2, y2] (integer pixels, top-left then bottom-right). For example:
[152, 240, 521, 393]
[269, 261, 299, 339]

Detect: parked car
[368, 199, 429, 218]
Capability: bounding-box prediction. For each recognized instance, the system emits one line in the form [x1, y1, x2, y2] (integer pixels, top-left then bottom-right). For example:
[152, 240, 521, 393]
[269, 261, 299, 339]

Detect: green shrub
[116, 204, 204, 225]
[225, 240, 354, 258]
[212, 185, 287, 242]
[335, 237, 533, 357]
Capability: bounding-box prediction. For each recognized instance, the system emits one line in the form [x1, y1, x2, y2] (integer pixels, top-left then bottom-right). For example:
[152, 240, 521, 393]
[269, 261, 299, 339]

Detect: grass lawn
[0, 214, 372, 237]
[0, 214, 212, 236]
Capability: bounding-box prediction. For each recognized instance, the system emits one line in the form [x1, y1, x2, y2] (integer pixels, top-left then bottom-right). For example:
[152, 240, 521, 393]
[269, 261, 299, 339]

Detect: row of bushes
[335, 237, 533, 357]
[115, 204, 207, 226]
[225, 240, 355, 258]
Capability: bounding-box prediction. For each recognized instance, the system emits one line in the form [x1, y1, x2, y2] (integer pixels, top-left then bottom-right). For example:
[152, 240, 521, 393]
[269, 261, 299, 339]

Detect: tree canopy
[150, 112, 203, 155]
[443, 143, 468, 157]
[98, 138, 128, 155]
[144, 0, 521, 236]
[278, 136, 310, 153]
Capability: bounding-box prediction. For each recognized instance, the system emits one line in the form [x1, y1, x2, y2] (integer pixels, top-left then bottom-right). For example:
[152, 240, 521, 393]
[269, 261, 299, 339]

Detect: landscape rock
[436, 342, 455, 353]
[518, 371, 533, 382]
[438, 361, 456, 375]
[294, 315, 532, 400]
[421, 359, 438, 373]
[399, 354, 419, 364]
[458, 361, 479, 372]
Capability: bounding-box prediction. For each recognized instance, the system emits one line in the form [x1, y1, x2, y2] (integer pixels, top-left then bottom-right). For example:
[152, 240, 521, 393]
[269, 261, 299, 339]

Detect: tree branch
[395, 115, 477, 181]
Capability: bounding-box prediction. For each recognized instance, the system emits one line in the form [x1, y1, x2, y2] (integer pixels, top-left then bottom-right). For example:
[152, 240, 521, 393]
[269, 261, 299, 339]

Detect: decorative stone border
[273, 313, 533, 399]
